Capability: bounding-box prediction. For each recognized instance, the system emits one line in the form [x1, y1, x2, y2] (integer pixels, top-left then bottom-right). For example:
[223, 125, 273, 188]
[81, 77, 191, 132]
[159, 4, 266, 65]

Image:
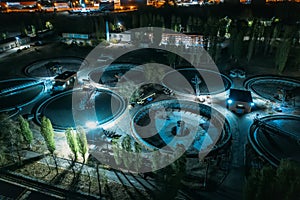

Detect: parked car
[237, 69, 246, 78]
[229, 69, 238, 78]
[230, 68, 246, 79]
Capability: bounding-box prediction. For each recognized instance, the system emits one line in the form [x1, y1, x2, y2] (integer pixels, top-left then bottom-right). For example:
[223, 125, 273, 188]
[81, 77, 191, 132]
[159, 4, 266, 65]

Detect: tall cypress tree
[76, 126, 88, 163]
[18, 115, 33, 149]
[65, 128, 78, 161]
[40, 116, 57, 173]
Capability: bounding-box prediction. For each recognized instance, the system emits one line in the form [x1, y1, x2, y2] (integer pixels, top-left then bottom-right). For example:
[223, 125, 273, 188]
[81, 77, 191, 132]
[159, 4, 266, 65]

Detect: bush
[244, 159, 300, 200]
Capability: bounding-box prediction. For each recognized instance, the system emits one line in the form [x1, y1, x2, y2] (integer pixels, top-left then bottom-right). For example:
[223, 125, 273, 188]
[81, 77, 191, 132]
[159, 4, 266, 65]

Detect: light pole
[105, 20, 110, 41]
[191, 75, 201, 97]
[15, 36, 20, 47]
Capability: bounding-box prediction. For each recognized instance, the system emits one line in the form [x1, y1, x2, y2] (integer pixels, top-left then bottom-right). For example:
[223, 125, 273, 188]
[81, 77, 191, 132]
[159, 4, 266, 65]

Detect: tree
[76, 126, 88, 163]
[121, 135, 133, 170]
[18, 115, 33, 149]
[167, 51, 177, 68]
[40, 116, 57, 173]
[117, 80, 139, 104]
[206, 18, 220, 61]
[0, 32, 7, 40]
[152, 28, 162, 46]
[218, 17, 229, 39]
[0, 114, 22, 163]
[252, 0, 266, 6]
[263, 25, 273, 56]
[186, 16, 192, 33]
[275, 160, 300, 200]
[233, 31, 245, 64]
[65, 128, 78, 161]
[148, 13, 153, 26]
[154, 151, 186, 200]
[40, 116, 55, 154]
[160, 15, 165, 28]
[195, 17, 204, 33]
[140, 14, 148, 27]
[132, 14, 139, 28]
[0, 114, 16, 140]
[269, 23, 281, 55]
[20, 22, 27, 35]
[171, 144, 186, 188]
[134, 142, 143, 172]
[244, 159, 300, 200]
[151, 150, 161, 172]
[112, 138, 122, 166]
[275, 25, 295, 74]
[0, 146, 7, 167]
[171, 15, 176, 31]
[96, 162, 102, 197]
[254, 23, 265, 56]
[176, 17, 182, 32]
[31, 25, 36, 36]
[94, 16, 105, 41]
[144, 64, 165, 83]
[45, 21, 53, 30]
[121, 135, 131, 152]
[246, 19, 255, 62]
[98, 16, 106, 38]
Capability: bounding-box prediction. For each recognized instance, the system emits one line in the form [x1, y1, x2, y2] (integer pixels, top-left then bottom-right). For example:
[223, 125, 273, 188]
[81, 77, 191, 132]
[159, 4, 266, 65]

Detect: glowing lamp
[85, 121, 98, 129]
[227, 99, 233, 104]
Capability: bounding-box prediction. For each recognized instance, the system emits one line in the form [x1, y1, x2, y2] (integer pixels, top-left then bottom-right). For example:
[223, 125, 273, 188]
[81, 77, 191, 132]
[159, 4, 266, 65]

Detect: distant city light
[85, 121, 98, 129]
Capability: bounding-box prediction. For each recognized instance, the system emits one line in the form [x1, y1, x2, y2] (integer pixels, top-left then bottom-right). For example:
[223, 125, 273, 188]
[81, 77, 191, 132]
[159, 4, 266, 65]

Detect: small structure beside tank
[52, 71, 77, 92]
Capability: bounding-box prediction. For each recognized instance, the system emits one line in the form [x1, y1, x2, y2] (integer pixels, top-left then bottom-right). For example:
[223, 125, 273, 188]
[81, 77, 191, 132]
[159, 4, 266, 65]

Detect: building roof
[0, 0, 37, 2]
[229, 88, 253, 102]
[54, 71, 76, 81]
[62, 33, 89, 39]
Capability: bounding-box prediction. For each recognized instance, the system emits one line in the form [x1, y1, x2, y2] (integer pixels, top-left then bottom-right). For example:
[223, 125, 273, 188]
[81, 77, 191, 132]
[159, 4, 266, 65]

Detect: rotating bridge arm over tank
[0, 81, 44, 96]
[253, 118, 300, 144]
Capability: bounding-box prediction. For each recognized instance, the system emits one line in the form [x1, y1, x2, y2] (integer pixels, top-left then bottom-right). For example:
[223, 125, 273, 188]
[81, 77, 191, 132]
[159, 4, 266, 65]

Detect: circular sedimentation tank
[88, 63, 145, 88]
[0, 78, 45, 112]
[162, 68, 232, 96]
[244, 76, 300, 106]
[35, 88, 126, 131]
[249, 115, 300, 166]
[24, 56, 87, 78]
[131, 99, 231, 156]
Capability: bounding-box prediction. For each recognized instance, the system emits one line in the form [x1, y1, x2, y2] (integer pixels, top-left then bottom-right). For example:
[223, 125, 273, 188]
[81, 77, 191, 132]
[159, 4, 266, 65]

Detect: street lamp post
[191, 75, 201, 97]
